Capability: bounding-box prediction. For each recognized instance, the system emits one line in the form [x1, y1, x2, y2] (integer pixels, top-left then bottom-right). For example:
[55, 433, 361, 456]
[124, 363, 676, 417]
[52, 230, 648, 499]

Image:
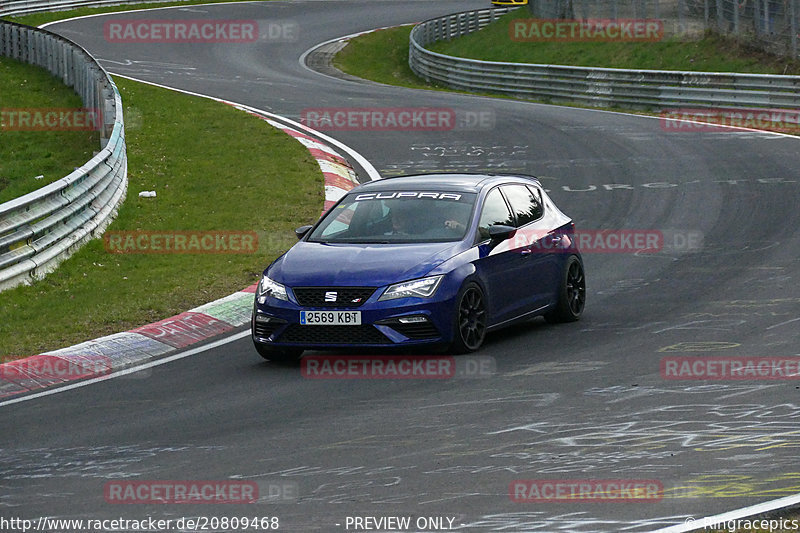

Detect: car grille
[292, 287, 377, 308]
[389, 322, 440, 339]
[277, 324, 390, 345]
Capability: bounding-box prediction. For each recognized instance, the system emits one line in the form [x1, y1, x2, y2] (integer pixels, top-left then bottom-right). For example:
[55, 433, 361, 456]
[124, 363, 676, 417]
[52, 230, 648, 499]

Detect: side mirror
[295, 225, 313, 240]
[488, 224, 516, 244]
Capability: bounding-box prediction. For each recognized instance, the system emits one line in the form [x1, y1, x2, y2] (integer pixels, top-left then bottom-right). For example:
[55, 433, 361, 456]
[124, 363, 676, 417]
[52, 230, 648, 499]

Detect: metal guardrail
[409, 7, 800, 110]
[0, 20, 127, 291]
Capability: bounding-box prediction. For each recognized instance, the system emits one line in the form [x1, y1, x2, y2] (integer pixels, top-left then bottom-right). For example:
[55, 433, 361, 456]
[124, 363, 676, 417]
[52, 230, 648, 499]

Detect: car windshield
[307, 191, 477, 244]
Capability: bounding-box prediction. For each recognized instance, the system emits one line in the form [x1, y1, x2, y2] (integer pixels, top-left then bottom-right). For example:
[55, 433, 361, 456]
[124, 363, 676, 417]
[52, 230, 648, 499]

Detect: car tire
[544, 255, 586, 323]
[254, 343, 303, 365]
[449, 281, 488, 354]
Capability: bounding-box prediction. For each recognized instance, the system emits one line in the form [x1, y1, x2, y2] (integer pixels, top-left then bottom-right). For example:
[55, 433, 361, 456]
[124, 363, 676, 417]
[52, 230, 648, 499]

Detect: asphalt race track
[3, 1, 800, 531]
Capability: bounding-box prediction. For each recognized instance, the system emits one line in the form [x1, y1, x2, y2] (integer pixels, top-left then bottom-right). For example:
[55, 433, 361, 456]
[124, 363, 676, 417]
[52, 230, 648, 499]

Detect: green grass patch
[4, 0, 259, 27]
[0, 56, 100, 203]
[333, 25, 434, 90]
[0, 78, 322, 357]
[428, 8, 800, 75]
[334, 25, 494, 100]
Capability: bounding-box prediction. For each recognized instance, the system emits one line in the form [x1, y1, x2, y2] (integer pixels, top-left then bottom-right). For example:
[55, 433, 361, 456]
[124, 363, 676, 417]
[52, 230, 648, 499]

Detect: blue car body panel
[276, 241, 463, 288]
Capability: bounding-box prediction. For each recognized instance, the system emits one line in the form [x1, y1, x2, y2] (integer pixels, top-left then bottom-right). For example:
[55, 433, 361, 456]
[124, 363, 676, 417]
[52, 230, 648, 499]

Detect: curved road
[3, 1, 800, 531]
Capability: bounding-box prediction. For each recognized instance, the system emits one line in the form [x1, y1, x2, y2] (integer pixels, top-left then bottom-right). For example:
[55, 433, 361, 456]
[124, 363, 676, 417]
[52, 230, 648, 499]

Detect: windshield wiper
[313, 240, 393, 244]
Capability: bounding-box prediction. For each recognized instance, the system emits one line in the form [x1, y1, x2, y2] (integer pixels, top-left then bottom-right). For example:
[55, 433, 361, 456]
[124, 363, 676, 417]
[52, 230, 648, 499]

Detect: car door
[500, 184, 561, 312]
[473, 186, 529, 325]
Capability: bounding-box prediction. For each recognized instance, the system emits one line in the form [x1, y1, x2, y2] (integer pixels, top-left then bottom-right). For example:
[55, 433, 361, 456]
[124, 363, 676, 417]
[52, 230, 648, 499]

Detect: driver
[389, 204, 417, 235]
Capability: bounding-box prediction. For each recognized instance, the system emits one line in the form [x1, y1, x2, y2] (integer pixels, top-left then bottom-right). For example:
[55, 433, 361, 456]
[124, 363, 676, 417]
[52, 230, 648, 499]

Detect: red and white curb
[0, 111, 362, 400]
[0, 284, 257, 399]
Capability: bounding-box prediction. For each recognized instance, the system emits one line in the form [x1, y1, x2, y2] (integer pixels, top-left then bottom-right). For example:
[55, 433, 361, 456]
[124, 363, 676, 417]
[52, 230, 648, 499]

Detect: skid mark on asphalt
[0, 444, 225, 479]
[585, 383, 777, 402]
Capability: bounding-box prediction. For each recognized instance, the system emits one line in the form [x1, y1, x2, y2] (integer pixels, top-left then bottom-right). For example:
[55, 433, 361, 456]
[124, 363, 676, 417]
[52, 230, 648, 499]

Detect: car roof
[353, 173, 542, 193]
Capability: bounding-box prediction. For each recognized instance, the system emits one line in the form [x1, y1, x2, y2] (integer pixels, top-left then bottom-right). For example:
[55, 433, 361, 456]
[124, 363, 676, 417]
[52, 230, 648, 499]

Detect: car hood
[268, 241, 464, 287]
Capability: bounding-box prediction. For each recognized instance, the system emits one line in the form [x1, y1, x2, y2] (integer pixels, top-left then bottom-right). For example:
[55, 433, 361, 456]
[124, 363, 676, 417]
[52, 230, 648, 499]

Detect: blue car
[252, 173, 585, 362]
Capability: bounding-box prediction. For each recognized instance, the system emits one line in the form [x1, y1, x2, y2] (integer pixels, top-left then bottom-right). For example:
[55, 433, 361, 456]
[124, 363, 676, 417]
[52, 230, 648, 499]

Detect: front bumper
[251, 289, 458, 350]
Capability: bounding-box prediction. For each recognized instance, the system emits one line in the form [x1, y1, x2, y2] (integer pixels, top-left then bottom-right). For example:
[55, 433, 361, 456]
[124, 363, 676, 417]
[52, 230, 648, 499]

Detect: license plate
[300, 310, 362, 325]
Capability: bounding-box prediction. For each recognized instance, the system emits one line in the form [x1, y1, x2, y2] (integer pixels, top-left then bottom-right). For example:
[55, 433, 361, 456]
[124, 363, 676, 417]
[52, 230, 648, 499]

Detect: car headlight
[258, 275, 289, 302]
[379, 275, 443, 301]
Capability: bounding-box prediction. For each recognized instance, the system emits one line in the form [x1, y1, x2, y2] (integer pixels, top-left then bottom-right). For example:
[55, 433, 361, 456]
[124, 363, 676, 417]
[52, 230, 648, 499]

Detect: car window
[501, 184, 544, 227]
[309, 191, 477, 243]
[476, 187, 514, 241]
[319, 204, 357, 237]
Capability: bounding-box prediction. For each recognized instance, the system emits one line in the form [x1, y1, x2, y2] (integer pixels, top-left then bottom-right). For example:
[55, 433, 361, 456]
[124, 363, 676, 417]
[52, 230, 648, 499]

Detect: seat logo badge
[325, 291, 338, 302]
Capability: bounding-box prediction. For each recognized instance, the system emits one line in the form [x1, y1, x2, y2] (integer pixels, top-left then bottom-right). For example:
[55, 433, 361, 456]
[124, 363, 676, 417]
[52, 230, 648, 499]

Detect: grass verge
[0, 56, 100, 203]
[333, 25, 431, 90]
[0, 77, 322, 358]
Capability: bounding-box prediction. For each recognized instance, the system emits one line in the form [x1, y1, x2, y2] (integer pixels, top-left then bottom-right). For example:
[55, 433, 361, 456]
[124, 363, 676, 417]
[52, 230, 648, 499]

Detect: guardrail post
[102, 85, 114, 145]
